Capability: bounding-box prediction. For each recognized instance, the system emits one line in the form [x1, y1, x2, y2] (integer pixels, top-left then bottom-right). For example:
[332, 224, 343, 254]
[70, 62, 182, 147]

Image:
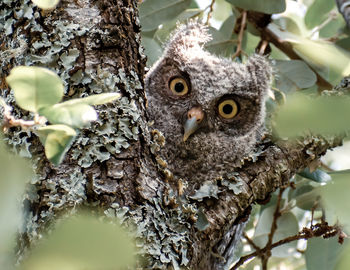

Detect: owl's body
[145, 22, 271, 185]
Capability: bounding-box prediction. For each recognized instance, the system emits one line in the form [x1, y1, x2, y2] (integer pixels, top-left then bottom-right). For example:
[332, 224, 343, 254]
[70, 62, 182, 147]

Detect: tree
[0, 0, 350, 269]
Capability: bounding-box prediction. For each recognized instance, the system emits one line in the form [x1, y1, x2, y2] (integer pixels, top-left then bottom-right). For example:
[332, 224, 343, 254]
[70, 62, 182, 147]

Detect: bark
[0, 1, 342, 269]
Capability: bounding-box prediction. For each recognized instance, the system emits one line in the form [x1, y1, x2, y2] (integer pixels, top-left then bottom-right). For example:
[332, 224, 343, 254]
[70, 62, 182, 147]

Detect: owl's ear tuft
[164, 20, 212, 58]
[246, 54, 272, 94]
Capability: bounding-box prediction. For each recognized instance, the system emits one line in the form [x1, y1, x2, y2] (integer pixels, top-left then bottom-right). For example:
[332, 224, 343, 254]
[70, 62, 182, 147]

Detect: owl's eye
[217, 99, 239, 119]
[169, 77, 189, 96]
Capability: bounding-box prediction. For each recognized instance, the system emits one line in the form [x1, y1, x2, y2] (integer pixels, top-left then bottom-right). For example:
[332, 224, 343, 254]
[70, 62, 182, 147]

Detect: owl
[145, 22, 272, 186]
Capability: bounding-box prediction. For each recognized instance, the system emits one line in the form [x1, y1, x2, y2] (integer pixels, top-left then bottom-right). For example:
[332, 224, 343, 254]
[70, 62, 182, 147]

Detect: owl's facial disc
[183, 106, 204, 142]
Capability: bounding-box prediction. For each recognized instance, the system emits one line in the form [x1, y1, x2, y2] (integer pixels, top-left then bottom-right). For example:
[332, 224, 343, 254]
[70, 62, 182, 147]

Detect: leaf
[304, 0, 335, 29]
[6, 66, 63, 113]
[319, 14, 346, 39]
[321, 174, 350, 231]
[220, 14, 236, 40]
[39, 93, 120, 128]
[335, 242, 350, 270]
[275, 94, 350, 137]
[205, 27, 236, 57]
[19, 214, 136, 270]
[39, 103, 97, 129]
[291, 39, 350, 79]
[267, 23, 350, 81]
[274, 60, 317, 92]
[290, 185, 321, 210]
[253, 206, 299, 257]
[139, 0, 191, 32]
[153, 8, 202, 44]
[298, 168, 331, 183]
[226, 0, 286, 14]
[59, 93, 121, 106]
[305, 237, 342, 270]
[336, 37, 350, 51]
[31, 0, 60, 9]
[0, 141, 31, 269]
[36, 125, 76, 165]
[141, 34, 163, 66]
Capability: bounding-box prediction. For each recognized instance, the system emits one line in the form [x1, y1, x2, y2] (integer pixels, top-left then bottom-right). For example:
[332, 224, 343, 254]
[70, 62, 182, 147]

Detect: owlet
[145, 22, 272, 185]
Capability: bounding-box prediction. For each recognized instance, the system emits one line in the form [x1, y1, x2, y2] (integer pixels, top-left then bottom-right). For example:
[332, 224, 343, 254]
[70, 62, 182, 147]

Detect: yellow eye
[169, 77, 189, 96]
[218, 99, 239, 119]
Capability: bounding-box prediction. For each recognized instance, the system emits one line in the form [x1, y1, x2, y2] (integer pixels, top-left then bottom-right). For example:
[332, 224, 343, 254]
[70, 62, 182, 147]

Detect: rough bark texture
[0, 1, 343, 269]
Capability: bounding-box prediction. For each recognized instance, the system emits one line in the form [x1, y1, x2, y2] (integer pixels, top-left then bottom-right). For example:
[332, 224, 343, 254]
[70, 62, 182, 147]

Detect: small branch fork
[230, 187, 346, 270]
[0, 98, 45, 132]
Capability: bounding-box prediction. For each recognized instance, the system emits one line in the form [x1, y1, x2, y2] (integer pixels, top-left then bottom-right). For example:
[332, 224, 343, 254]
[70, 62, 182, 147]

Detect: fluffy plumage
[145, 22, 272, 185]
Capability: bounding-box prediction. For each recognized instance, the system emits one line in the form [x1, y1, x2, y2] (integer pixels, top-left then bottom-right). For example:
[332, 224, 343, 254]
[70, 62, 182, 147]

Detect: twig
[230, 221, 341, 270]
[262, 187, 285, 269]
[243, 232, 262, 252]
[309, 10, 338, 38]
[205, 0, 215, 25]
[0, 98, 46, 132]
[232, 11, 247, 59]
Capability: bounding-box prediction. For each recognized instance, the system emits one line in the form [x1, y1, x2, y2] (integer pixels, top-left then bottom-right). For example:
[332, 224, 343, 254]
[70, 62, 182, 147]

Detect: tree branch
[231, 221, 342, 269]
[245, 11, 333, 90]
[195, 135, 342, 268]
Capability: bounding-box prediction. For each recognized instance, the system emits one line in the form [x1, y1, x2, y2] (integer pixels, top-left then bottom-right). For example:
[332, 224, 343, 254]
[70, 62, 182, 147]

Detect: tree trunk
[0, 0, 342, 269]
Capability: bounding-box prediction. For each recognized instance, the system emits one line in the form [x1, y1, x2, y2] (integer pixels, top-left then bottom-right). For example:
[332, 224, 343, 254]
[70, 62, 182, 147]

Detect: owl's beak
[183, 106, 204, 142]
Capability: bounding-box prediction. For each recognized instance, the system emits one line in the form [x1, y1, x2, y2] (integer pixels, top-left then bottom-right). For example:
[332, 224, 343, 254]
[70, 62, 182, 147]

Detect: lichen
[0, 0, 144, 252]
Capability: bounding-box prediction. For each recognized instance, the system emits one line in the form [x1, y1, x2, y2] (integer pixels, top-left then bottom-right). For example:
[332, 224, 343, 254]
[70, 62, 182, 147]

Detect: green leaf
[212, 0, 232, 22]
[291, 185, 321, 210]
[31, 0, 60, 9]
[59, 93, 121, 106]
[6, 66, 63, 113]
[275, 94, 350, 137]
[291, 39, 350, 79]
[304, 0, 335, 29]
[305, 237, 342, 270]
[336, 37, 350, 52]
[321, 174, 350, 231]
[220, 14, 236, 40]
[20, 214, 136, 270]
[36, 125, 76, 165]
[226, 0, 286, 14]
[39, 103, 97, 129]
[319, 14, 346, 39]
[205, 27, 236, 57]
[39, 93, 120, 128]
[335, 242, 350, 270]
[274, 60, 317, 92]
[141, 33, 163, 66]
[298, 168, 331, 183]
[139, 0, 191, 32]
[253, 206, 299, 257]
[153, 8, 202, 44]
[0, 141, 32, 269]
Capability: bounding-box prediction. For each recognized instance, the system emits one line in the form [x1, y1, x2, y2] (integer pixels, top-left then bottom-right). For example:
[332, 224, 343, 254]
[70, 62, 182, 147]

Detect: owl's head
[145, 21, 272, 182]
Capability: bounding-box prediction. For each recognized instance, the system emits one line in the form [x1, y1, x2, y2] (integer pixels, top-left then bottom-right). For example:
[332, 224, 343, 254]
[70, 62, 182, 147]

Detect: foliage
[139, 0, 350, 269]
[0, 141, 136, 269]
[1, 0, 350, 269]
[3, 66, 120, 165]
